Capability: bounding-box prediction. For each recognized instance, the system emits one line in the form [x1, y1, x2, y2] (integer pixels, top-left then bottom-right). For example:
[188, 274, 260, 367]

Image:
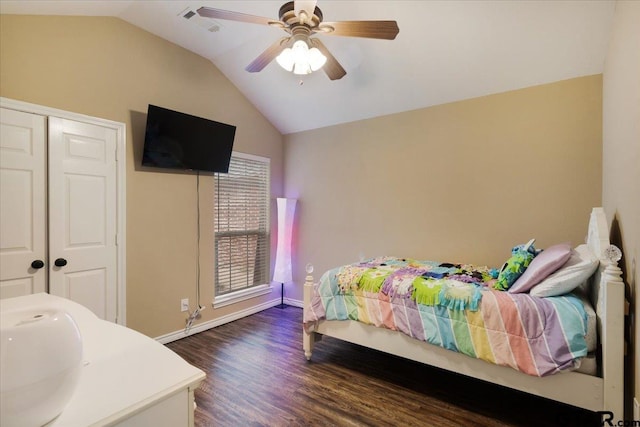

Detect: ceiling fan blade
[245, 38, 290, 73]
[310, 39, 346, 81]
[197, 6, 278, 26]
[319, 20, 399, 40]
[294, 0, 317, 22]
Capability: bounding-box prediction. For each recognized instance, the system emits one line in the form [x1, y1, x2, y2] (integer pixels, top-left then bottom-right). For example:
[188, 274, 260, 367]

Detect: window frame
[213, 151, 271, 308]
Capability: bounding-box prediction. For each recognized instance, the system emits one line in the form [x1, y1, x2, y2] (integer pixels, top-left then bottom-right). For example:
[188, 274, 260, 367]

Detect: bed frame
[303, 207, 625, 419]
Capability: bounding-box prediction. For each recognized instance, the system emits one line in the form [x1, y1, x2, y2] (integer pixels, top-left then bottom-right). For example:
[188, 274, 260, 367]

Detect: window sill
[213, 284, 273, 309]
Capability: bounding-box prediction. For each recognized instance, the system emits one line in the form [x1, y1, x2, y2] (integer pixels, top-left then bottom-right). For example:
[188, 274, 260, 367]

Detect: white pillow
[529, 244, 599, 297]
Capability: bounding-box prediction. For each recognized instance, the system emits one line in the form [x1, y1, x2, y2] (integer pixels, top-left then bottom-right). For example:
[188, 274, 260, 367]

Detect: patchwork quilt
[303, 257, 589, 377]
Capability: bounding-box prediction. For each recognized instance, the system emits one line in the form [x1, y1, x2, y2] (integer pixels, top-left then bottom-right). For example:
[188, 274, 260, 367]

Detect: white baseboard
[284, 297, 303, 308]
[155, 297, 304, 344]
[634, 397, 639, 421]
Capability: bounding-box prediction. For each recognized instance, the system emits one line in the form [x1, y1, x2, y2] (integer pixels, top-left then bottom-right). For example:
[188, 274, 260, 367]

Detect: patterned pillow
[493, 239, 537, 291]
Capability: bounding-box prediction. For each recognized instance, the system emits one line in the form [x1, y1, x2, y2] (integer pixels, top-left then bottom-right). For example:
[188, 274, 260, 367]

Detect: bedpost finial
[603, 245, 622, 264]
[602, 245, 624, 285]
[304, 263, 315, 284]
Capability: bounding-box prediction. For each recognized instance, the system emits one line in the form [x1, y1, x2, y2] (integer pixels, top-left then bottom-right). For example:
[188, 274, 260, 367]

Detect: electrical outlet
[181, 298, 189, 312]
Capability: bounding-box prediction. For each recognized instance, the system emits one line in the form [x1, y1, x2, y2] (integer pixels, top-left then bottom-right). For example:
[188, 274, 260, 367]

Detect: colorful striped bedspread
[303, 257, 589, 377]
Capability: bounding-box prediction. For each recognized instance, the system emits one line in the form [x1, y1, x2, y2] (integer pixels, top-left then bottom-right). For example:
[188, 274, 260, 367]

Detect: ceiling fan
[197, 0, 399, 80]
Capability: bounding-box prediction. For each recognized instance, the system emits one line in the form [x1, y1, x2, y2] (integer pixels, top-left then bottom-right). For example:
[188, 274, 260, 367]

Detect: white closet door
[48, 117, 118, 322]
[0, 108, 47, 298]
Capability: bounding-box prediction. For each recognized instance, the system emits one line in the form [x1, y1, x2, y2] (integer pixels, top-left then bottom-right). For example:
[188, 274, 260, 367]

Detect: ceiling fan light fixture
[276, 47, 295, 71]
[308, 47, 327, 71]
[276, 39, 326, 75]
[198, 2, 399, 80]
[293, 62, 311, 75]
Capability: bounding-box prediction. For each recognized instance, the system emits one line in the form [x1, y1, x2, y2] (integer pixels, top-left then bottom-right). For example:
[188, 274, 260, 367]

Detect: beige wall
[603, 0, 640, 417]
[0, 15, 284, 338]
[284, 75, 602, 301]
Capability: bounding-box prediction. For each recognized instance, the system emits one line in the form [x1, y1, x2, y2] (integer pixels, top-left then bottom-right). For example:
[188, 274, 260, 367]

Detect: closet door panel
[48, 117, 117, 322]
[0, 108, 47, 298]
[65, 268, 107, 319]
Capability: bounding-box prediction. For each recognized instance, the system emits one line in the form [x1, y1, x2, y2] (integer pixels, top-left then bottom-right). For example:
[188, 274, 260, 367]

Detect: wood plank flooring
[166, 306, 600, 427]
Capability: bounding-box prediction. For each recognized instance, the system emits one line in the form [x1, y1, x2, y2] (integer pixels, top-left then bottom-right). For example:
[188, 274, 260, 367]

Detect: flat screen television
[142, 104, 236, 173]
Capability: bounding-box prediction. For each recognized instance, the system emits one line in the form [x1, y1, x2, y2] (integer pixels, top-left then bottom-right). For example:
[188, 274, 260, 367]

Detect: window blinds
[214, 153, 270, 296]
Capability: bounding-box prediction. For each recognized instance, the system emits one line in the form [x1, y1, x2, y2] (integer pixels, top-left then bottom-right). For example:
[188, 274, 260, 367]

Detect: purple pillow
[508, 243, 572, 293]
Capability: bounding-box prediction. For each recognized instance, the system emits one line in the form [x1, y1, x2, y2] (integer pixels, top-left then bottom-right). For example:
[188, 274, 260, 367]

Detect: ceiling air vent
[178, 7, 222, 32]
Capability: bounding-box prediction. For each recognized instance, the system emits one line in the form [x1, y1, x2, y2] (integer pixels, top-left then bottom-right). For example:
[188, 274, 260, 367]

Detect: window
[214, 152, 270, 303]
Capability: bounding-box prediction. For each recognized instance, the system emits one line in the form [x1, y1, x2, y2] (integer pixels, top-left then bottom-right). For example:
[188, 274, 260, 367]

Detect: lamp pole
[277, 282, 286, 309]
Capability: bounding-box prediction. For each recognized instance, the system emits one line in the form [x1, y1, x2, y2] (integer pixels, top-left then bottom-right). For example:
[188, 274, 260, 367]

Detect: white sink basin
[1, 307, 83, 427]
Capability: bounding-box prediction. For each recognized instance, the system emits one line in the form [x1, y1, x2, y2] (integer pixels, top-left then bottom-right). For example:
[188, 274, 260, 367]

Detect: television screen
[142, 104, 236, 173]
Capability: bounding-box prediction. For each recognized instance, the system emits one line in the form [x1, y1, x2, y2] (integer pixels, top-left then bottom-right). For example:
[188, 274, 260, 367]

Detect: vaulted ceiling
[0, 1, 616, 134]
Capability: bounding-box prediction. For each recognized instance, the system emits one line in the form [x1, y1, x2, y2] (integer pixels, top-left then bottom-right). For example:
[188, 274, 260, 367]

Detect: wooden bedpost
[589, 208, 625, 422]
[303, 269, 315, 361]
[600, 247, 625, 422]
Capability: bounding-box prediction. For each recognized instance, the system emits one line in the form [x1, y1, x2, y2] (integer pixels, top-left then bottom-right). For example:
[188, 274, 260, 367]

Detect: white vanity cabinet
[0, 293, 205, 427]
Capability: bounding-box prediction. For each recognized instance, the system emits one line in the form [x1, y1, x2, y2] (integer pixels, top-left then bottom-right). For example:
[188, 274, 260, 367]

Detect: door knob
[31, 260, 45, 269]
[54, 258, 68, 267]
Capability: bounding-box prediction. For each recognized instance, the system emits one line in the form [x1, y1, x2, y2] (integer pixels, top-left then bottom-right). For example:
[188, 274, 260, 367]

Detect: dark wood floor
[166, 306, 600, 427]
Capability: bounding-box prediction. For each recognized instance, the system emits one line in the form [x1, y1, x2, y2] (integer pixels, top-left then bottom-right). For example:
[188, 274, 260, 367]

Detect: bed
[303, 207, 625, 419]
